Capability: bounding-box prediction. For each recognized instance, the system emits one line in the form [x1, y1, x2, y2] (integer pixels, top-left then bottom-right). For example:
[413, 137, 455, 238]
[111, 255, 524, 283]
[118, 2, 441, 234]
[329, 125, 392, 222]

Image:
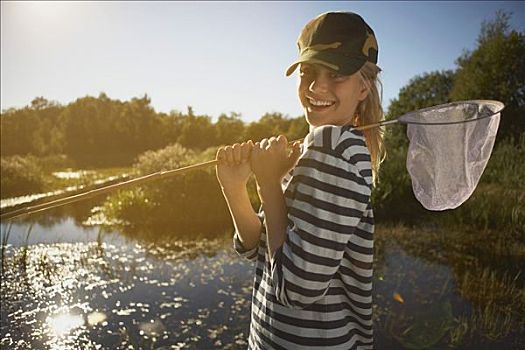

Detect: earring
[352, 113, 361, 127]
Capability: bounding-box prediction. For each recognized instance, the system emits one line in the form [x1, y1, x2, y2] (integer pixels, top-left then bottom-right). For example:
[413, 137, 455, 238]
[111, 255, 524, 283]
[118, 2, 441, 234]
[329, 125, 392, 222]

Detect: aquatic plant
[19, 223, 34, 270]
[0, 222, 13, 274]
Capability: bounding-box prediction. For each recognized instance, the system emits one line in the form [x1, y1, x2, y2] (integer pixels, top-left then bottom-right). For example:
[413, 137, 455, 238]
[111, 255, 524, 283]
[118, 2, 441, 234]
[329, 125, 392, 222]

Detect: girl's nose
[308, 74, 329, 94]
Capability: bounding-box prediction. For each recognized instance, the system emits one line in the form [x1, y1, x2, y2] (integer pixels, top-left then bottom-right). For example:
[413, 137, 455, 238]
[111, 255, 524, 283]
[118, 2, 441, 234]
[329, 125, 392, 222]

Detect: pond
[1, 200, 523, 349]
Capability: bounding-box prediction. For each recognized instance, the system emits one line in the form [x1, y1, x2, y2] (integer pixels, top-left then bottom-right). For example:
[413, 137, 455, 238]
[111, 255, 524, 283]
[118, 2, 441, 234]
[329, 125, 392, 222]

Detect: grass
[375, 223, 525, 348]
[430, 183, 524, 235]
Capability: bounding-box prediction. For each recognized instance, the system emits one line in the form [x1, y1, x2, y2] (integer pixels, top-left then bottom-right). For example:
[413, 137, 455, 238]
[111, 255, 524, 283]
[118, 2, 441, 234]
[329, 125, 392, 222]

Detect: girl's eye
[299, 68, 312, 77]
[330, 73, 347, 81]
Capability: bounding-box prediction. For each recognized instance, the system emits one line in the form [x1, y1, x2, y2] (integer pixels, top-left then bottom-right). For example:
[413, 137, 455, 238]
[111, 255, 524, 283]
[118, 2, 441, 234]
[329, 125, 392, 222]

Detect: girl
[216, 11, 385, 350]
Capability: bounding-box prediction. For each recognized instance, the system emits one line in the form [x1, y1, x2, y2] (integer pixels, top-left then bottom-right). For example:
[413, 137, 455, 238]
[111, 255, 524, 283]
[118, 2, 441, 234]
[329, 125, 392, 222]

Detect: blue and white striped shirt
[234, 124, 374, 350]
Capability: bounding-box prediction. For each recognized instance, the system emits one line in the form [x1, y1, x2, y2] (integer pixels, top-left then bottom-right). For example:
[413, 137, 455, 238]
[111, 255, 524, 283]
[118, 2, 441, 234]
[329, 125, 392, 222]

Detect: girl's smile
[305, 95, 336, 109]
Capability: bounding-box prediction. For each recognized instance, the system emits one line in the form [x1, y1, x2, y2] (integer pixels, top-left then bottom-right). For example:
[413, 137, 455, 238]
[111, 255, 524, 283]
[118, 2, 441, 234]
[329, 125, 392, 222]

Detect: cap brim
[285, 51, 366, 77]
[285, 59, 339, 76]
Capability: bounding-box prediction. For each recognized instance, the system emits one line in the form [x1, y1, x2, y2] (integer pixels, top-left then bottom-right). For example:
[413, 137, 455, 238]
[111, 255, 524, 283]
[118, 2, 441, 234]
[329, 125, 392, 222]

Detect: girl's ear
[358, 78, 370, 102]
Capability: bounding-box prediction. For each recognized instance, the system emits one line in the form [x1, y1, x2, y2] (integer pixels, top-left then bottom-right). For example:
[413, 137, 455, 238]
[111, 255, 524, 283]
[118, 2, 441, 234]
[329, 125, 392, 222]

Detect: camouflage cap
[286, 12, 379, 76]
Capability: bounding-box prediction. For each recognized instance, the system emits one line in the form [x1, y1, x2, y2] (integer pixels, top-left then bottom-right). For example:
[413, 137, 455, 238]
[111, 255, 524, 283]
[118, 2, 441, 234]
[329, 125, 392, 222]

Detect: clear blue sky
[1, 1, 524, 122]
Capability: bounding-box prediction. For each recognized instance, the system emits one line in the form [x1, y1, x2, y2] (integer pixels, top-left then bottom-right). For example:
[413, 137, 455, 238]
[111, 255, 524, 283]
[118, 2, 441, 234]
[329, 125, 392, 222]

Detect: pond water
[1, 206, 522, 349]
[1, 235, 253, 350]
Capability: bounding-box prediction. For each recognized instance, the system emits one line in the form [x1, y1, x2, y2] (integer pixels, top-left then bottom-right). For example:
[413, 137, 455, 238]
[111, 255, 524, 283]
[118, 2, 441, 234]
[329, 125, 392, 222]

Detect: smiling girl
[216, 12, 385, 349]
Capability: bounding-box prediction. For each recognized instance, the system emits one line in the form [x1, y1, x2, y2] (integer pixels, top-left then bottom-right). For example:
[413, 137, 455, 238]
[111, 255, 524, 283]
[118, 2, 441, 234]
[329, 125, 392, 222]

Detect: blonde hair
[355, 62, 386, 185]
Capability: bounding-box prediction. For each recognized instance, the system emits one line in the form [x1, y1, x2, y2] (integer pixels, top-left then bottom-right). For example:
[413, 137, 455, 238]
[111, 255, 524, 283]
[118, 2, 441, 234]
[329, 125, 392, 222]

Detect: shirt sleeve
[232, 205, 265, 261]
[269, 128, 372, 309]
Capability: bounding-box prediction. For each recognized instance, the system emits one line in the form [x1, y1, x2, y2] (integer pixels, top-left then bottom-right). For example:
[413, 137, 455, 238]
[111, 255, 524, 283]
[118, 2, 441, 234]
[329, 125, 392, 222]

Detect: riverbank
[1, 153, 133, 200]
[0, 164, 134, 215]
[375, 224, 524, 349]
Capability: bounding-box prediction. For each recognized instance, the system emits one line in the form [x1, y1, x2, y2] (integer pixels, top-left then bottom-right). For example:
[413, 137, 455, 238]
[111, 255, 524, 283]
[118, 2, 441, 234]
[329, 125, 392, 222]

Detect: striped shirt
[233, 124, 374, 350]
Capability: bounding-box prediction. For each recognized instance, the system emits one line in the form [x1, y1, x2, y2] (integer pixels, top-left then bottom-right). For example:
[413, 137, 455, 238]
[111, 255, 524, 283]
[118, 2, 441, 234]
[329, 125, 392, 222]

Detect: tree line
[1, 94, 309, 167]
[1, 10, 522, 168]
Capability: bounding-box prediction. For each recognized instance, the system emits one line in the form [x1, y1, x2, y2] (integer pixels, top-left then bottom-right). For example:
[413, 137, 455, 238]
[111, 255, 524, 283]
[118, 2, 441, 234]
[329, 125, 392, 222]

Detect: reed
[456, 265, 525, 323]
[0, 222, 13, 274]
[19, 223, 34, 270]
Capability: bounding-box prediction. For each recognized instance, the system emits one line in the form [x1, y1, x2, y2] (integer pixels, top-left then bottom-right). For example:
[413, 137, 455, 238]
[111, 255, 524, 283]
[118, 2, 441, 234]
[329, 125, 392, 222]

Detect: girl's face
[298, 63, 369, 127]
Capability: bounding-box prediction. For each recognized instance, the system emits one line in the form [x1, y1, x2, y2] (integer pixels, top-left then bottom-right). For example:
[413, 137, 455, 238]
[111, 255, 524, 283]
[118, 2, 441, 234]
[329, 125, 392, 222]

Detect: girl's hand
[216, 141, 254, 193]
[251, 135, 302, 188]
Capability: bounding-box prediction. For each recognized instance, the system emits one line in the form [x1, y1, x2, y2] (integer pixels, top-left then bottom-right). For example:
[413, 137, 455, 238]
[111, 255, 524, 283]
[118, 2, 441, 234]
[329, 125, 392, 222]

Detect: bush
[372, 127, 427, 223]
[134, 143, 196, 175]
[481, 134, 525, 189]
[433, 135, 525, 233]
[35, 154, 72, 172]
[0, 155, 46, 198]
[101, 143, 234, 240]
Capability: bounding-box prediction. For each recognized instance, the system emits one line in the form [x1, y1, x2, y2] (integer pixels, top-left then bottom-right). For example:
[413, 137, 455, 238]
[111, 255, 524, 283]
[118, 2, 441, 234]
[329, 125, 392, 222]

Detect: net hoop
[405, 99, 503, 211]
[399, 100, 504, 126]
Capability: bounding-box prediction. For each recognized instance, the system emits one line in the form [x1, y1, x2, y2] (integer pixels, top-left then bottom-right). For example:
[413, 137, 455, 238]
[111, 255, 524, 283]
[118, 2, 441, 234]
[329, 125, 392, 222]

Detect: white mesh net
[405, 101, 502, 211]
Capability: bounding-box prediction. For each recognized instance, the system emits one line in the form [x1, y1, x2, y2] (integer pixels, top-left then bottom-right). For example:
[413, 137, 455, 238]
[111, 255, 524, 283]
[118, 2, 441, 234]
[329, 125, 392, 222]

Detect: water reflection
[1, 218, 125, 247]
[1, 233, 253, 349]
[52, 170, 96, 180]
[5, 230, 456, 349]
[1, 213, 523, 349]
[373, 241, 457, 349]
[87, 312, 107, 326]
[46, 312, 84, 337]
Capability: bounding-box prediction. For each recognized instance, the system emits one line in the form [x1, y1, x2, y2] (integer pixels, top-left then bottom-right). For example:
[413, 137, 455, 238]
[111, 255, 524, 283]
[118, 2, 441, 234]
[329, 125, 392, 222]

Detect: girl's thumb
[288, 141, 302, 165]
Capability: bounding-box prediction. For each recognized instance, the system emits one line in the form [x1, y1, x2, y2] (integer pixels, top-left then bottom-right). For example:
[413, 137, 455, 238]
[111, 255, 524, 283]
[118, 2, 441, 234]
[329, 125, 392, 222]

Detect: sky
[1, 1, 524, 122]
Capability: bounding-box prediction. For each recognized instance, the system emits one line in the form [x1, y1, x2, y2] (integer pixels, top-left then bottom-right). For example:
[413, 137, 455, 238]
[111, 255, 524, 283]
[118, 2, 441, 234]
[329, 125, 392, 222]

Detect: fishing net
[403, 100, 503, 211]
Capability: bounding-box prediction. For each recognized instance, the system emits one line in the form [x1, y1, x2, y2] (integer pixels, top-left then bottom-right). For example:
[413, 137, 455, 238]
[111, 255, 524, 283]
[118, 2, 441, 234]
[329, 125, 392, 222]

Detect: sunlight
[46, 312, 84, 336]
[12, 1, 72, 22]
[53, 170, 94, 179]
[2, 1, 79, 45]
[87, 311, 107, 326]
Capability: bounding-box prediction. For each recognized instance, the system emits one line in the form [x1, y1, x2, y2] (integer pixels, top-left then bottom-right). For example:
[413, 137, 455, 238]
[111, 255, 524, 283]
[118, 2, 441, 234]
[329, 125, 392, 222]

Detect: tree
[1, 99, 65, 157]
[286, 116, 309, 141]
[451, 10, 525, 141]
[119, 94, 163, 154]
[30, 96, 60, 110]
[157, 111, 185, 147]
[215, 112, 246, 145]
[386, 70, 455, 148]
[177, 107, 217, 150]
[244, 112, 291, 142]
[388, 70, 456, 119]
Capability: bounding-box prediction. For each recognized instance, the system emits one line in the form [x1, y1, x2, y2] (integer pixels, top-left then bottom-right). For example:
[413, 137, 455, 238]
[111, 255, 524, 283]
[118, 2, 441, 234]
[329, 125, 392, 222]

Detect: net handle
[356, 119, 399, 130]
